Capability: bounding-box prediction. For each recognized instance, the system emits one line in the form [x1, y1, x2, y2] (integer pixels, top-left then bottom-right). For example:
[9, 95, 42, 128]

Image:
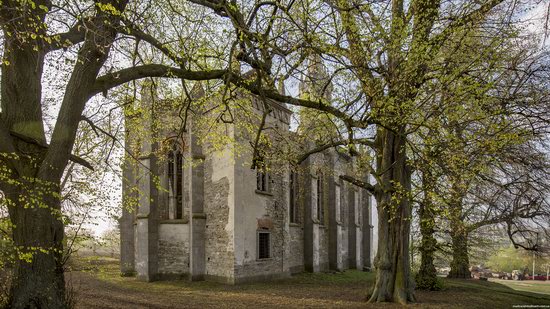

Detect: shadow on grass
[67, 256, 550, 308]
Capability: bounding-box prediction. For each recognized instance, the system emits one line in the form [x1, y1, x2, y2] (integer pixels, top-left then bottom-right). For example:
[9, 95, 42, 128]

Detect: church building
[119, 66, 377, 284]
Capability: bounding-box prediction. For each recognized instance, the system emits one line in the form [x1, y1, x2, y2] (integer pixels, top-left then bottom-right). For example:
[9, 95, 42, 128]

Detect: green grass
[69, 256, 550, 308]
[489, 279, 550, 296]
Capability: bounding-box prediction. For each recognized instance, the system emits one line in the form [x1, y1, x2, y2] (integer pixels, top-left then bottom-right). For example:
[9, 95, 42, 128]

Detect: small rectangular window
[258, 232, 270, 259]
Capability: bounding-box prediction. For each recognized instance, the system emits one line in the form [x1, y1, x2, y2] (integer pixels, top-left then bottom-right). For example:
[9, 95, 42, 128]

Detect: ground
[67, 256, 550, 308]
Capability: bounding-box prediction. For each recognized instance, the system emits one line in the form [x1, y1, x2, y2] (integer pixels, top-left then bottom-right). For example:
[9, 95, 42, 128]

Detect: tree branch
[9, 131, 94, 171]
[430, 0, 505, 48]
[45, 20, 86, 52]
[296, 138, 375, 164]
[91, 64, 227, 96]
[339, 174, 376, 194]
[120, 19, 187, 66]
[228, 74, 371, 129]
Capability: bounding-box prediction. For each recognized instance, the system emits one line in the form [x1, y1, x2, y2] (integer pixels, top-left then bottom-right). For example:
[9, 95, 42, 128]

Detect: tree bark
[0, 1, 129, 307]
[447, 174, 471, 279]
[415, 171, 439, 289]
[448, 220, 471, 279]
[0, 5, 68, 305]
[369, 128, 415, 304]
[5, 180, 67, 309]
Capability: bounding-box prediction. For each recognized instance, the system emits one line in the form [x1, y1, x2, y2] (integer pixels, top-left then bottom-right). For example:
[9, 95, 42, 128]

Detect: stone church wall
[288, 226, 304, 273]
[157, 223, 189, 278]
[319, 227, 329, 271]
[232, 155, 290, 282]
[203, 149, 235, 282]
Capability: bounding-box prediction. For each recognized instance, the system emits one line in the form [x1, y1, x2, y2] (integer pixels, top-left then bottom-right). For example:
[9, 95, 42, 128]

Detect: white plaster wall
[233, 159, 270, 264]
[158, 223, 189, 274]
[369, 174, 379, 264]
[205, 130, 236, 279]
[232, 103, 290, 276]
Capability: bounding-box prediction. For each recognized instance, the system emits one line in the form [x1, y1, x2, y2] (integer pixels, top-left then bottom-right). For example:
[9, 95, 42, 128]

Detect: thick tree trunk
[416, 201, 438, 289]
[369, 128, 415, 304]
[0, 2, 129, 307]
[416, 171, 439, 290]
[5, 179, 67, 309]
[0, 11, 68, 306]
[447, 176, 471, 279]
[448, 224, 470, 279]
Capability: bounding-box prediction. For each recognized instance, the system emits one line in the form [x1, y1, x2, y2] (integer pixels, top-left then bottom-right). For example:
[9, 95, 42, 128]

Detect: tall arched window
[167, 144, 184, 219]
[289, 171, 298, 223]
[317, 173, 324, 224]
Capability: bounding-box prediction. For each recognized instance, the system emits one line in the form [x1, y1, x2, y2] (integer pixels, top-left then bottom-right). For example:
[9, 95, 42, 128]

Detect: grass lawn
[67, 256, 550, 308]
[489, 278, 550, 296]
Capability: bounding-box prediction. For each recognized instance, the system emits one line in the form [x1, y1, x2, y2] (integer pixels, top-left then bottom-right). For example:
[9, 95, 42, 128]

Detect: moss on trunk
[6, 181, 68, 309]
[369, 128, 415, 304]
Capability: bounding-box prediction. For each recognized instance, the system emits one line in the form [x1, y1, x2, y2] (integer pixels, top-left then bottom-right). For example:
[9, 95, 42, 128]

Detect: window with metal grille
[168, 145, 184, 219]
[258, 231, 270, 259]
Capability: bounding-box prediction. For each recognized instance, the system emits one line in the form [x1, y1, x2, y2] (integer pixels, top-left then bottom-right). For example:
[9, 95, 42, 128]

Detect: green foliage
[486, 247, 550, 274]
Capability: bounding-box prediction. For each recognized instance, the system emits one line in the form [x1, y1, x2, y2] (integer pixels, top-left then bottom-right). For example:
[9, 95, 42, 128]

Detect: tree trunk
[0, 12, 68, 306]
[5, 178, 67, 309]
[447, 175, 471, 279]
[369, 128, 415, 304]
[0, 2, 130, 307]
[448, 222, 470, 279]
[415, 170, 439, 289]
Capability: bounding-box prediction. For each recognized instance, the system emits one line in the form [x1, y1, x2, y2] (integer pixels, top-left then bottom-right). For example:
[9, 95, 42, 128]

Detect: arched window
[167, 143, 184, 220]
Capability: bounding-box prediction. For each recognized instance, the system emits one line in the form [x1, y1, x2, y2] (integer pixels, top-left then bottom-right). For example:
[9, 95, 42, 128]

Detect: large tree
[0, 0, 232, 307]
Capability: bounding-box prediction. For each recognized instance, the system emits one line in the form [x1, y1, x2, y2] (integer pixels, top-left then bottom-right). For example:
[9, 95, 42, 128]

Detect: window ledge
[289, 222, 301, 227]
[159, 219, 189, 224]
[256, 258, 273, 262]
[255, 189, 273, 196]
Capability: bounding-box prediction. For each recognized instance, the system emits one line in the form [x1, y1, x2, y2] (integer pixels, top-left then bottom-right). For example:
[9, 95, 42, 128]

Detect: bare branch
[228, 74, 372, 129]
[339, 174, 376, 194]
[296, 138, 375, 164]
[92, 64, 227, 96]
[120, 19, 187, 66]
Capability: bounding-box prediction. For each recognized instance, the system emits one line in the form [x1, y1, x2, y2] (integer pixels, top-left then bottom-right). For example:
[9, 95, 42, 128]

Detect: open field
[67, 256, 550, 308]
[489, 278, 550, 296]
